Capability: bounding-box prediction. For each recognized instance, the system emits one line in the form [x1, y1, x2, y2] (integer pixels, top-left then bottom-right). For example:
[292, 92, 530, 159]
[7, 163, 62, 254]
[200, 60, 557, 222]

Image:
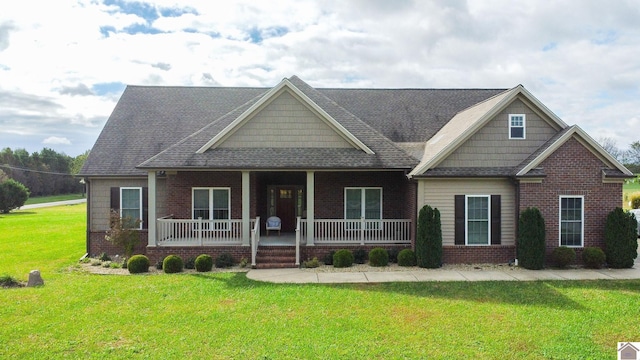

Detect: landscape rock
[27, 270, 44, 287]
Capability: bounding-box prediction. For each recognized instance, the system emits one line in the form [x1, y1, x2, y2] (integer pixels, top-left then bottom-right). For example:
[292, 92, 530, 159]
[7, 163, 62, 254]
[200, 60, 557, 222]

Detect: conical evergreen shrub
[605, 208, 638, 268]
[416, 205, 442, 268]
[517, 207, 546, 270]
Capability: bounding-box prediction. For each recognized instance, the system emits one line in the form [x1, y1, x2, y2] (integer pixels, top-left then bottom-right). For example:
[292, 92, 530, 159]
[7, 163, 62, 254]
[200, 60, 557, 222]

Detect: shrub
[552, 246, 576, 268]
[387, 248, 400, 263]
[368, 248, 389, 267]
[302, 257, 320, 268]
[353, 249, 367, 264]
[98, 252, 111, 262]
[517, 207, 546, 270]
[184, 257, 196, 270]
[239, 257, 249, 268]
[605, 208, 638, 268]
[323, 250, 336, 265]
[333, 249, 354, 268]
[416, 205, 442, 268]
[582, 247, 606, 269]
[127, 255, 150, 273]
[215, 253, 234, 268]
[105, 210, 140, 258]
[397, 249, 417, 267]
[163, 255, 184, 273]
[630, 192, 640, 209]
[0, 178, 30, 213]
[194, 254, 213, 272]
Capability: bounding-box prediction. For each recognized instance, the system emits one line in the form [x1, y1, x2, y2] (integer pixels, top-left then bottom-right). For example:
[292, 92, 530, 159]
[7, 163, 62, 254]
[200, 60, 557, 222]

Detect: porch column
[242, 171, 250, 246]
[306, 171, 315, 246]
[147, 170, 157, 247]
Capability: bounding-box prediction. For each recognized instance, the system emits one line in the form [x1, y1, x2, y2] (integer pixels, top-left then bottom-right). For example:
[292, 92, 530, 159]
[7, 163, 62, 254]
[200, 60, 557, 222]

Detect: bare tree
[598, 137, 622, 161]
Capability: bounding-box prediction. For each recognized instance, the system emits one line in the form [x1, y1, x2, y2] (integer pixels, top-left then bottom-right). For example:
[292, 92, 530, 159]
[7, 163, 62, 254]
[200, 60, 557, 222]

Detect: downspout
[513, 176, 520, 255]
[85, 178, 91, 256]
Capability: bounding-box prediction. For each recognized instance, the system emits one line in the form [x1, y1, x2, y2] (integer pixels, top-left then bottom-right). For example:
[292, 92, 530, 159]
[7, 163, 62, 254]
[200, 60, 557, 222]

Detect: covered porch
[145, 169, 414, 267]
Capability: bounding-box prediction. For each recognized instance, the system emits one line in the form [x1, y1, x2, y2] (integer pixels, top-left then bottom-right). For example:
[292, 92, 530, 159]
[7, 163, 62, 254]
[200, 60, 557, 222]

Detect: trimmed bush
[517, 207, 546, 270]
[552, 246, 576, 268]
[323, 250, 336, 265]
[215, 253, 234, 268]
[368, 248, 389, 267]
[353, 249, 367, 264]
[0, 178, 30, 213]
[397, 249, 416, 267]
[127, 255, 150, 274]
[416, 205, 442, 268]
[302, 257, 320, 268]
[605, 207, 638, 268]
[582, 247, 606, 269]
[195, 254, 213, 272]
[333, 249, 354, 268]
[163, 255, 184, 273]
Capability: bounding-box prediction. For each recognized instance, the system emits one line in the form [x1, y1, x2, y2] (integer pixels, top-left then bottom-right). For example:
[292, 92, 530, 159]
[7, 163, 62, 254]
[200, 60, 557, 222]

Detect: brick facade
[519, 138, 623, 266]
[442, 245, 515, 264]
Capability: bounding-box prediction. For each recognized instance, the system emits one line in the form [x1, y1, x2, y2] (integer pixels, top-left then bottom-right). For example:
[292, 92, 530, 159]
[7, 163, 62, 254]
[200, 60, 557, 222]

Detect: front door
[267, 186, 305, 233]
[277, 188, 296, 232]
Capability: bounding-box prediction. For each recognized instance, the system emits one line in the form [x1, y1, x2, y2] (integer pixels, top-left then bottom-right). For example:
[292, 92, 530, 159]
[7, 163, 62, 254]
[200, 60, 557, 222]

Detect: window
[120, 187, 143, 229]
[345, 188, 382, 229]
[509, 114, 526, 139]
[455, 194, 501, 246]
[466, 195, 490, 245]
[560, 196, 583, 247]
[192, 188, 230, 229]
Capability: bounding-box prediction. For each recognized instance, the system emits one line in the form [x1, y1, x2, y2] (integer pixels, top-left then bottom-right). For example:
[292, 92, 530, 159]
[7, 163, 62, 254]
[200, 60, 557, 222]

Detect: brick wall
[166, 172, 243, 219]
[301, 244, 411, 262]
[442, 245, 515, 264]
[519, 138, 623, 266]
[89, 231, 149, 258]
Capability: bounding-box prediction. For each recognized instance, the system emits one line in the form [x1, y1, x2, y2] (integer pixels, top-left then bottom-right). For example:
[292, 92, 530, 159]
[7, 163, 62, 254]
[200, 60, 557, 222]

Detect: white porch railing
[312, 218, 411, 245]
[157, 217, 246, 246]
[251, 216, 260, 267]
[295, 216, 301, 266]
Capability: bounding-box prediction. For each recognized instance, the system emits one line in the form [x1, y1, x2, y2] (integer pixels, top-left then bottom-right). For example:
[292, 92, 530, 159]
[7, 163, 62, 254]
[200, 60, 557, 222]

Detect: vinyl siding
[438, 99, 559, 167]
[89, 178, 166, 231]
[417, 178, 516, 246]
[219, 90, 353, 149]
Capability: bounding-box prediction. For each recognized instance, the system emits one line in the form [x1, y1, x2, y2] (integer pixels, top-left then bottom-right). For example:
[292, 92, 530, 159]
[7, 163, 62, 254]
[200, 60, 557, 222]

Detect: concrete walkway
[247, 264, 640, 283]
[20, 198, 86, 210]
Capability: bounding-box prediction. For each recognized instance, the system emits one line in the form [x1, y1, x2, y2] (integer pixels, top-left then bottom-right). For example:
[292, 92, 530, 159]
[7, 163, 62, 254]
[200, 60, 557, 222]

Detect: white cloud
[0, 0, 638, 156]
[42, 136, 72, 145]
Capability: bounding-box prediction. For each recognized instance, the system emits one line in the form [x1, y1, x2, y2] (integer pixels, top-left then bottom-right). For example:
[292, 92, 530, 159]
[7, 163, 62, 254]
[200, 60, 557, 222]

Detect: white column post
[147, 171, 157, 247]
[242, 171, 251, 246]
[306, 171, 315, 246]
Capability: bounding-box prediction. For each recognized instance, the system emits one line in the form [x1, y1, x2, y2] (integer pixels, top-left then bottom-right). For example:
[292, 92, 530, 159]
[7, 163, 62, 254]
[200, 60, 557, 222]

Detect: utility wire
[0, 164, 76, 176]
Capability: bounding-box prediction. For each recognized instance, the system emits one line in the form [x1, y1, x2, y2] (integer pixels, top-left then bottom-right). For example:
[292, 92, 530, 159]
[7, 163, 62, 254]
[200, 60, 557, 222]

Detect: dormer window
[509, 114, 526, 139]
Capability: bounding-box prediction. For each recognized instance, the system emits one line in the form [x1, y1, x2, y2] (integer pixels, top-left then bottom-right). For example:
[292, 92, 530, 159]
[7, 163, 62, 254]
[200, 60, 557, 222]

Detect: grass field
[24, 193, 85, 205]
[624, 177, 640, 209]
[1, 205, 640, 359]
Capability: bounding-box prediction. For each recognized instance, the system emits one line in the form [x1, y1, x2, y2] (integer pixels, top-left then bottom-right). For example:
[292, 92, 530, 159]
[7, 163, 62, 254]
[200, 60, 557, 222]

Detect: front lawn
[1, 205, 639, 359]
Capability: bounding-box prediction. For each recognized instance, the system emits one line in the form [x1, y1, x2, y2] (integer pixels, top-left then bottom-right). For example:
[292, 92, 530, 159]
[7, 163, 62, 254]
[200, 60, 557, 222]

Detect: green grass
[24, 193, 84, 205]
[624, 177, 640, 209]
[1, 205, 640, 358]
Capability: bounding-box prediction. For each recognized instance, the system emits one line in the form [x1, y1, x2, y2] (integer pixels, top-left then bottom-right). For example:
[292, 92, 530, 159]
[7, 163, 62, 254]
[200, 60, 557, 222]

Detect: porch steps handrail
[251, 216, 260, 267]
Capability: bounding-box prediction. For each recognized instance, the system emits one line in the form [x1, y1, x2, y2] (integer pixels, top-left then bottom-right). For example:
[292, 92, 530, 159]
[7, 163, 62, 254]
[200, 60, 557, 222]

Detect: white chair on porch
[266, 216, 281, 236]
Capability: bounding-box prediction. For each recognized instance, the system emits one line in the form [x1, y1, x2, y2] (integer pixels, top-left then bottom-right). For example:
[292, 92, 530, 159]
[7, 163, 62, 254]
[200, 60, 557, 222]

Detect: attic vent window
[509, 114, 526, 139]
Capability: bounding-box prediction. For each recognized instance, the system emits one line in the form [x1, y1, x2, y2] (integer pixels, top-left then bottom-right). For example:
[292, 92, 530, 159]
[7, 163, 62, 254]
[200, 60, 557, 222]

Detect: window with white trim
[345, 188, 382, 229]
[560, 196, 583, 247]
[120, 187, 142, 229]
[466, 195, 490, 245]
[509, 114, 526, 139]
[193, 188, 230, 229]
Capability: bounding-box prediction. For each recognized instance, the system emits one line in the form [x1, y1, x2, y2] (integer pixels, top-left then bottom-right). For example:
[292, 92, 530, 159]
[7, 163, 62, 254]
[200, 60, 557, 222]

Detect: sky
[1, 0, 639, 157]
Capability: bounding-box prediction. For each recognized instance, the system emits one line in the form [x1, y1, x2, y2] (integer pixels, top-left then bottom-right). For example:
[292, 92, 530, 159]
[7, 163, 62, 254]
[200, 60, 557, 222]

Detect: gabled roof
[409, 85, 568, 177]
[196, 77, 373, 154]
[516, 125, 633, 177]
[137, 76, 418, 170]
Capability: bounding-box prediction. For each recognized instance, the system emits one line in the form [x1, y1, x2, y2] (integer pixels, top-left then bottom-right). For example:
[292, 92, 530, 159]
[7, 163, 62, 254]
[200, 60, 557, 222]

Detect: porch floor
[260, 232, 300, 246]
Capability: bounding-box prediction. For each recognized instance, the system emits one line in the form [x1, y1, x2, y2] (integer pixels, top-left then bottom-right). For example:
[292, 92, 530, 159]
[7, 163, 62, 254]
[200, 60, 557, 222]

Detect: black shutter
[491, 195, 501, 245]
[110, 187, 120, 211]
[142, 187, 149, 229]
[454, 195, 465, 245]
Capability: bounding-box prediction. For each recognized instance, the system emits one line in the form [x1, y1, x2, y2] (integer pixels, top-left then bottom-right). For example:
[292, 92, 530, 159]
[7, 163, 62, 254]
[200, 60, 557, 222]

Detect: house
[79, 76, 633, 267]
[618, 342, 639, 360]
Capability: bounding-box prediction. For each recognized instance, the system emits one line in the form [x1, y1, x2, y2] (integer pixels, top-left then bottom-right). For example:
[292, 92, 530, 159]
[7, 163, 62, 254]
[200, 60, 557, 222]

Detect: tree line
[0, 147, 88, 197]
[599, 139, 640, 173]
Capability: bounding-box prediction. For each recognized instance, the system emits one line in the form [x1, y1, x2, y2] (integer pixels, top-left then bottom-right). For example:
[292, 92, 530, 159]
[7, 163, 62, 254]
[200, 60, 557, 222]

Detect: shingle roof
[79, 77, 506, 176]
